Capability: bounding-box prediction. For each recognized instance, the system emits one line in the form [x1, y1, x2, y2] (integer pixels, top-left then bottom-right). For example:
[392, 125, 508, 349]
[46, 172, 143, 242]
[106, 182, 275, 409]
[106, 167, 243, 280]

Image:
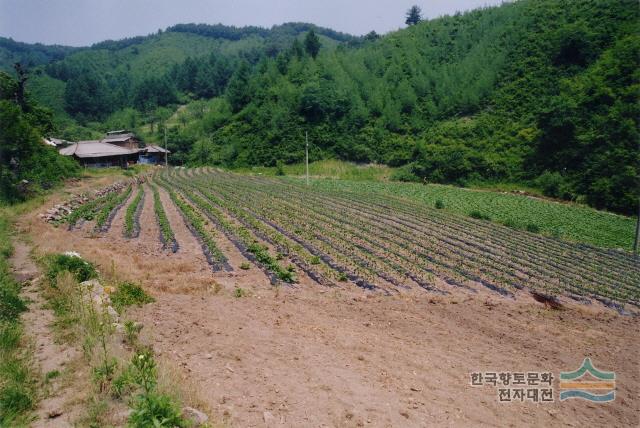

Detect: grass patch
[110, 282, 154, 314]
[234, 159, 395, 181]
[0, 216, 36, 425]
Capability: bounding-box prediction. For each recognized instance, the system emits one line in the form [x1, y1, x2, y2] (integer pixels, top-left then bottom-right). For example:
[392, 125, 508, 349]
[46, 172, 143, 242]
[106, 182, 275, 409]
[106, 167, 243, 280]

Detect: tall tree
[405, 5, 422, 26]
[304, 30, 322, 59]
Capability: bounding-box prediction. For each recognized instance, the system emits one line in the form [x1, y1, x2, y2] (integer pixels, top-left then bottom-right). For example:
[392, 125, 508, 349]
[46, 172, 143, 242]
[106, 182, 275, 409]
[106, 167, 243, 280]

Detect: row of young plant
[242, 172, 639, 303]
[94, 185, 133, 232]
[155, 173, 295, 284]
[65, 186, 127, 229]
[196, 172, 516, 295]
[186, 169, 640, 307]
[159, 178, 231, 272]
[311, 181, 640, 304]
[124, 187, 145, 238]
[278, 177, 637, 304]
[42, 253, 193, 427]
[182, 174, 390, 292]
[167, 171, 351, 286]
[150, 184, 178, 253]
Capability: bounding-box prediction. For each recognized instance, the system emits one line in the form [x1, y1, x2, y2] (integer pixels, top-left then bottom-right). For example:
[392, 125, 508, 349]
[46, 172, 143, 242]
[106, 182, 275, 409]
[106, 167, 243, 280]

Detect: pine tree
[304, 30, 321, 59]
[405, 5, 422, 26]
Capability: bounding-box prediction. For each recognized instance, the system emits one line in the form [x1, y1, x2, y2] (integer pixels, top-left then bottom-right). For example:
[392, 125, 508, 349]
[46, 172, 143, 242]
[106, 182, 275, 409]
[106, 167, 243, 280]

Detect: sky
[0, 0, 505, 47]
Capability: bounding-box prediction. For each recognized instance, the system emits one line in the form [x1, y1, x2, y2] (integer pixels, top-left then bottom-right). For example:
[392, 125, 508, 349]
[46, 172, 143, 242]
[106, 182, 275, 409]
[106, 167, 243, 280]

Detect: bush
[390, 165, 420, 183]
[435, 199, 445, 209]
[526, 223, 541, 233]
[275, 160, 285, 176]
[46, 254, 97, 286]
[469, 210, 491, 221]
[110, 282, 154, 313]
[129, 392, 185, 428]
[535, 171, 572, 200]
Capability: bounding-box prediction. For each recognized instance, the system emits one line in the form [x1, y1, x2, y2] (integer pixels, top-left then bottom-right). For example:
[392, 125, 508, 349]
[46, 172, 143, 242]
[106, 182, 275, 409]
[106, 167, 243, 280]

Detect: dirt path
[10, 240, 85, 427]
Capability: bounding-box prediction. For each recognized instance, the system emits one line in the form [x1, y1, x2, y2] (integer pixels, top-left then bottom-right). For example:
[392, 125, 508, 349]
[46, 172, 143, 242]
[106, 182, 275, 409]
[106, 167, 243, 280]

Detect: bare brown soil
[18, 176, 640, 427]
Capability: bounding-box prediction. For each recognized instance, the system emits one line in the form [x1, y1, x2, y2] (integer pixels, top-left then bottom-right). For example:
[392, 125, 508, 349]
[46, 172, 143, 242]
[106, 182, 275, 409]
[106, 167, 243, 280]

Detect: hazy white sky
[0, 0, 505, 46]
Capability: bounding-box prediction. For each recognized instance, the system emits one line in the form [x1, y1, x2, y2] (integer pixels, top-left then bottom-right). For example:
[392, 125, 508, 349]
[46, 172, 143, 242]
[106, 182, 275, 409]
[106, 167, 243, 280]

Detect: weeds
[42, 254, 189, 427]
[0, 216, 36, 425]
[239, 262, 250, 270]
[234, 287, 247, 298]
[45, 253, 97, 287]
[110, 282, 154, 314]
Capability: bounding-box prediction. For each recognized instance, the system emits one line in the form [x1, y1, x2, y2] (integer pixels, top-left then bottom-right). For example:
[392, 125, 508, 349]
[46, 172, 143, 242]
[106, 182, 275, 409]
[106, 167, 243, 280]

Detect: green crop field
[144, 168, 640, 310]
[301, 178, 636, 252]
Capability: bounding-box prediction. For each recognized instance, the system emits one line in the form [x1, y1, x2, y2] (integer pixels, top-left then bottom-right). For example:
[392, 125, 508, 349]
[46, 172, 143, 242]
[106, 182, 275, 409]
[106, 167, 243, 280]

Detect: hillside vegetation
[4, 0, 639, 214]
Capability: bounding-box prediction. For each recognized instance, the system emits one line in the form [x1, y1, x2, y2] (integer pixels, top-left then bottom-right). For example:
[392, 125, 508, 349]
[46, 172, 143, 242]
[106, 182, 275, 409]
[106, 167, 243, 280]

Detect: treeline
[0, 37, 78, 71]
[168, 0, 637, 213]
[16, 0, 640, 214]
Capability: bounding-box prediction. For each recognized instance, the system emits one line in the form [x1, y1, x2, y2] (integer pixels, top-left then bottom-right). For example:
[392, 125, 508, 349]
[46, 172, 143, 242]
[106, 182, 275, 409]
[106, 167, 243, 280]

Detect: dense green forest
[2, 0, 638, 214]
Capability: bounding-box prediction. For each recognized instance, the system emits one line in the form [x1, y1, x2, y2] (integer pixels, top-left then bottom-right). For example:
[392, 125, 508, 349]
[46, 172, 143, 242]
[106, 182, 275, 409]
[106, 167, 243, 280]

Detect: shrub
[110, 282, 154, 313]
[46, 254, 97, 286]
[535, 171, 572, 200]
[526, 223, 541, 233]
[275, 160, 285, 176]
[435, 199, 445, 209]
[390, 165, 420, 183]
[239, 262, 250, 270]
[129, 392, 185, 428]
[469, 210, 491, 221]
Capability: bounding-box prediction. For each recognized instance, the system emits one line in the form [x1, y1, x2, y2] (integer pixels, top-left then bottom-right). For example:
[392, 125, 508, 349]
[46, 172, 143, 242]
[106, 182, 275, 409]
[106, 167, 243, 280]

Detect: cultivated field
[24, 168, 640, 426]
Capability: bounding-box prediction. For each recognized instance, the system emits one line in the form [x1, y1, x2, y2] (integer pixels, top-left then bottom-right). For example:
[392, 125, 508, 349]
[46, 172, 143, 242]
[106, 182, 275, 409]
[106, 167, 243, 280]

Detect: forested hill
[6, 0, 640, 214]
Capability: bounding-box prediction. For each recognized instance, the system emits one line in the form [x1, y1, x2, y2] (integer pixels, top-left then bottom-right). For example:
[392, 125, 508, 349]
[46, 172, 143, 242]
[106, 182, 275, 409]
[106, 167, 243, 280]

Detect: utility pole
[634, 197, 639, 258]
[305, 131, 309, 186]
[164, 125, 168, 168]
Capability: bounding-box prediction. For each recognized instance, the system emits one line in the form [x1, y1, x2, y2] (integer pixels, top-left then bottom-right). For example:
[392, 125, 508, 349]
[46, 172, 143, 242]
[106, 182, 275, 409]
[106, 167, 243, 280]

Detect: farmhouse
[59, 140, 140, 167]
[58, 130, 170, 167]
[102, 130, 140, 150]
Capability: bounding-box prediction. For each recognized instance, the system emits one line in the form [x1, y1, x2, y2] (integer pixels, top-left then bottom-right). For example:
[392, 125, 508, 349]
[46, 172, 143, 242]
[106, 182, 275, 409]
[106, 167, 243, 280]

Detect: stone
[263, 411, 276, 425]
[182, 407, 209, 426]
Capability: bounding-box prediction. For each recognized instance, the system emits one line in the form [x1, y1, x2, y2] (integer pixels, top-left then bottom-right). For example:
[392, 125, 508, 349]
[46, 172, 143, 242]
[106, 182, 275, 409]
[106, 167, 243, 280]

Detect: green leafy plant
[110, 282, 154, 314]
[124, 187, 144, 238]
[45, 253, 97, 286]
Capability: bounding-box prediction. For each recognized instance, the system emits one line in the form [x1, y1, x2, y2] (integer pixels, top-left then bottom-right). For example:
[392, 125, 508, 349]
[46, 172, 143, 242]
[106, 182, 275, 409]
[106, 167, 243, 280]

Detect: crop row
[150, 184, 178, 253]
[177, 168, 639, 308]
[154, 174, 294, 283]
[94, 185, 133, 232]
[124, 187, 145, 238]
[158, 179, 230, 272]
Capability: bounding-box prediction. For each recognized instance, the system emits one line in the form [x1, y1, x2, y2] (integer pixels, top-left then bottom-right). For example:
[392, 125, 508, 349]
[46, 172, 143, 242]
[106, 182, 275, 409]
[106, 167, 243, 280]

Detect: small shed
[139, 145, 171, 165]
